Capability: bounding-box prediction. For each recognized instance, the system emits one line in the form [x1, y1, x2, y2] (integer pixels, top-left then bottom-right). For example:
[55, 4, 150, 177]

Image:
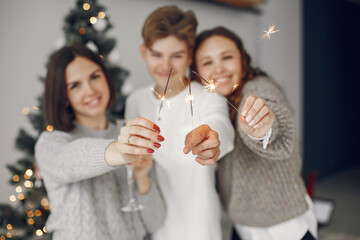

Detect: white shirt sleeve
[247, 128, 273, 149]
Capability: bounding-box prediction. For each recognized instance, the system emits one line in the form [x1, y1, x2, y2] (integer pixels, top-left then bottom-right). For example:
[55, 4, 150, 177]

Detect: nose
[84, 81, 96, 95]
[161, 58, 172, 72]
[214, 61, 225, 74]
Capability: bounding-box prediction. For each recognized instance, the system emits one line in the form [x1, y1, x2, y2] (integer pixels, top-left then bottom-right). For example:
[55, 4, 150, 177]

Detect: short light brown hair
[142, 5, 198, 50]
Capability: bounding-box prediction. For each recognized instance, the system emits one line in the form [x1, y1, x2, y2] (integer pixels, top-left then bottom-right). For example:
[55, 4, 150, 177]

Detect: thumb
[183, 125, 209, 154]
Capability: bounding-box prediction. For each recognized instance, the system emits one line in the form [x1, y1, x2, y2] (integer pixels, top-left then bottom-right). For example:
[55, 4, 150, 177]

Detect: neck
[76, 115, 108, 130]
[154, 77, 189, 99]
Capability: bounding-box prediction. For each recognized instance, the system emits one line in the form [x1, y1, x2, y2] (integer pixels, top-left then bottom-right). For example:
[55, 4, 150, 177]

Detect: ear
[140, 44, 147, 60]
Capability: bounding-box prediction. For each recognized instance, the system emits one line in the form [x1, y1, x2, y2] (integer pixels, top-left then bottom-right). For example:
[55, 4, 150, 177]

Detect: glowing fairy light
[258, 24, 280, 40]
[33, 105, 39, 110]
[35, 229, 43, 236]
[83, 3, 90, 10]
[98, 11, 106, 18]
[25, 169, 33, 177]
[90, 17, 97, 24]
[22, 107, 30, 115]
[9, 195, 16, 202]
[46, 125, 54, 132]
[192, 71, 241, 114]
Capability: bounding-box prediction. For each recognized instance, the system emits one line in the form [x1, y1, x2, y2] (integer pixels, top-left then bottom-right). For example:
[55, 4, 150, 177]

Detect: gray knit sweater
[35, 122, 165, 240]
[217, 77, 308, 227]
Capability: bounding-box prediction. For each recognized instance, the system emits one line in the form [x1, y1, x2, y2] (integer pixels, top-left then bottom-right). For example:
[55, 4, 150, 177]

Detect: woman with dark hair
[192, 27, 317, 240]
[35, 44, 166, 239]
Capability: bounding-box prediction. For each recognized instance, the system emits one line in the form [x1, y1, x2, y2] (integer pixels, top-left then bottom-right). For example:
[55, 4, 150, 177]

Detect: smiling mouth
[215, 76, 230, 84]
[86, 97, 101, 106]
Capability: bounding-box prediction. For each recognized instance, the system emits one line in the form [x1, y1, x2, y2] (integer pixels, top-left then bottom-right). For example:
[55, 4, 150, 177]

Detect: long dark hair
[44, 44, 115, 132]
[191, 26, 267, 125]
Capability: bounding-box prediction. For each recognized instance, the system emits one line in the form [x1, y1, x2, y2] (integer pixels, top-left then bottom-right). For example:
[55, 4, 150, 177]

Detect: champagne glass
[121, 164, 144, 212]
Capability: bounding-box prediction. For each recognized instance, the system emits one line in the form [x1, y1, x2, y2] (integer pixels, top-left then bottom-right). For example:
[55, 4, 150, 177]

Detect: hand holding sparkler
[183, 124, 221, 165]
[239, 95, 274, 138]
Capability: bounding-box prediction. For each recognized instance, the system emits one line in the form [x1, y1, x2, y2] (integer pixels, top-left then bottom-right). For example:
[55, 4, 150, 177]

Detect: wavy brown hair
[142, 5, 198, 50]
[44, 44, 115, 132]
[191, 26, 267, 125]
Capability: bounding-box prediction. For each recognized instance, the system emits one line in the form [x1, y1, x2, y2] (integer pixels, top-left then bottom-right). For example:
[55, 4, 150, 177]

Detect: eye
[223, 55, 233, 60]
[91, 74, 101, 80]
[69, 83, 79, 90]
[173, 54, 184, 59]
[151, 53, 161, 57]
[201, 61, 212, 66]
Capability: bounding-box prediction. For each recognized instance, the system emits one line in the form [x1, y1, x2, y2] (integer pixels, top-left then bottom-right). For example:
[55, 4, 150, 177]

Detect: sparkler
[158, 68, 172, 115]
[192, 71, 241, 114]
[258, 24, 280, 40]
[186, 73, 194, 129]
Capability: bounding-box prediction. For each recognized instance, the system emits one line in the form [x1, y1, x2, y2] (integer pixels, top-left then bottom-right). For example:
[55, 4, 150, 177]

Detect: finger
[191, 131, 219, 155]
[183, 125, 210, 154]
[241, 95, 257, 117]
[195, 150, 220, 165]
[116, 142, 154, 155]
[119, 135, 161, 149]
[254, 112, 273, 129]
[196, 148, 219, 159]
[121, 125, 165, 143]
[126, 116, 160, 132]
[245, 98, 265, 124]
[248, 104, 270, 127]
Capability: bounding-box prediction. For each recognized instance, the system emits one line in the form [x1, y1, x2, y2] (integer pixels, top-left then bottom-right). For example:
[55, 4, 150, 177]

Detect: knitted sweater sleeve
[35, 130, 116, 187]
[238, 77, 296, 160]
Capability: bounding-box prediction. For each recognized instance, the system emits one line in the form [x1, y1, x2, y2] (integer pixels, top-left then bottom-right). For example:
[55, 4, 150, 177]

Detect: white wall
[0, 0, 302, 202]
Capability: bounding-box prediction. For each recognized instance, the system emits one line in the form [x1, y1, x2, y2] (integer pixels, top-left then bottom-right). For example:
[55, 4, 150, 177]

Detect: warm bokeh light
[83, 3, 90, 10]
[6, 224, 12, 230]
[98, 11, 105, 18]
[28, 218, 35, 225]
[6, 233, 12, 238]
[46, 125, 54, 132]
[43, 226, 47, 233]
[15, 186, 22, 193]
[79, 27, 86, 35]
[18, 193, 25, 200]
[35, 209, 42, 217]
[41, 198, 49, 206]
[25, 169, 33, 177]
[33, 105, 39, 110]
[35, 229, 43, 236]
[22, 107, 30, 115]
[1, 235, 6, 240]
[27, 211, 34, 218]
[90, 17, 97, 24]
[24, 180, 33, 188]
[9, 195, 16, 202]
[12, 175, 20, 182]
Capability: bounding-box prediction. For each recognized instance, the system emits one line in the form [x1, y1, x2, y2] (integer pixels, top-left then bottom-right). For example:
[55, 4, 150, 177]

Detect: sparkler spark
[187, 73, 194, 129]
[258, 24, 280, 40]
[192, 71, 241, 114]
[158, 68, 172, 115]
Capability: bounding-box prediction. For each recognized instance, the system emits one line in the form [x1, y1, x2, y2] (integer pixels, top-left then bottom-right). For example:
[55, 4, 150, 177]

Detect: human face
[65, 56, 110, 128]
[195, 35, 242, 97]
[141, 35, 192, 98]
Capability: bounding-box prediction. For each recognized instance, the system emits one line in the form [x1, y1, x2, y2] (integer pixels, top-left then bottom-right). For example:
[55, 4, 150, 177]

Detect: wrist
[135, 174, 151, 194]
[105, 141, 127, 167]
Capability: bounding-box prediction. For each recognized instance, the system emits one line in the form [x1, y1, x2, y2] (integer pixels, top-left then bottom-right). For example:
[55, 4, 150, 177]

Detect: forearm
[134, 175, 151, 194]
[104, 141, 128, 167]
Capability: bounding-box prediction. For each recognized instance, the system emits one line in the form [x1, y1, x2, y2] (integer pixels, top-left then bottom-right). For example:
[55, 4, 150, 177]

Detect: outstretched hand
[183, 124, 220, 165]
[239, 95, 274, 138]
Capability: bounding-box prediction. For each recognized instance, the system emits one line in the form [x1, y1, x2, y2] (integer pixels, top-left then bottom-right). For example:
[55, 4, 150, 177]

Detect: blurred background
[0, 0, 359, 239]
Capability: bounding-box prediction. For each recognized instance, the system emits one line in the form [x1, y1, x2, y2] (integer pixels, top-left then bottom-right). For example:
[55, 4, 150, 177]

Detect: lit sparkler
[192, 71, 241, 114]
[187, 73, 194, 129]
[158, 68, 172, 115]
[258, 24, 280, 40]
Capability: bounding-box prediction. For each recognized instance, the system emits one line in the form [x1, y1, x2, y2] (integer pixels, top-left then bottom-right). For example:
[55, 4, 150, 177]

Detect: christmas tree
[0, 0, 128, 239]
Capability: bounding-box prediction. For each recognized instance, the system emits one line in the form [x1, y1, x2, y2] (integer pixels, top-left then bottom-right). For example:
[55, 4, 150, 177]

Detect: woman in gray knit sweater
[35, 44, 166, 239]
[192, 27, 317, 240]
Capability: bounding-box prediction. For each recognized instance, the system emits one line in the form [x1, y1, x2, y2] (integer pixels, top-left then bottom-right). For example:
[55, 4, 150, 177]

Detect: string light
[22, 107, 30, 115]
[24, 180, 33, 188]
[35, 210, 42, 217]
[41, 198, 48, 206]
[90, 17, 97, 24]
[27, 211, 34, 218]
[0, 235, 5, 240]
[15, 186, 22, 193]
[25, 169, 33, 177]
[35, 229, 43, 236]
[9, 195, 16, 202]
[43, 227, 47, 233]
[79, 28, 86, 35]
[98, 11, 105, 18]
[83, 3, 90, 10]
[12, 175, 20, 182]
[33, 105, 39, 110]
[28, 218, 35, 225]
[46, 125, 54, 132]
[6, 224, 12, 230]
[18, 193, 25, 200]
[6, 233, 12, 238]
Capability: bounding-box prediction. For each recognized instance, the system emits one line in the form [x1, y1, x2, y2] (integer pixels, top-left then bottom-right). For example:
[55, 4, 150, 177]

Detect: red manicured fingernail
[147, 149, 154, 153]
[157, 135, 165, 141]
[154, 142, 161, 148]
[153, 124, 160, 131]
